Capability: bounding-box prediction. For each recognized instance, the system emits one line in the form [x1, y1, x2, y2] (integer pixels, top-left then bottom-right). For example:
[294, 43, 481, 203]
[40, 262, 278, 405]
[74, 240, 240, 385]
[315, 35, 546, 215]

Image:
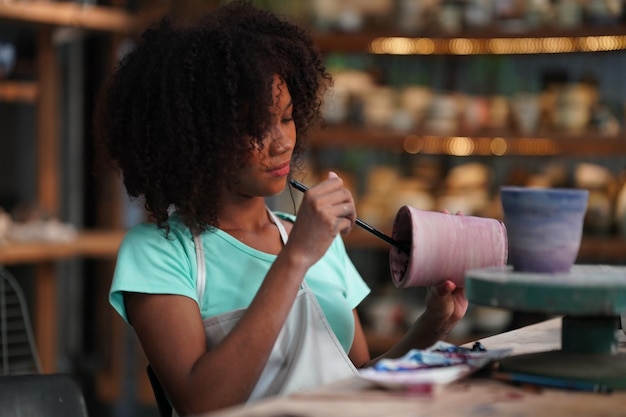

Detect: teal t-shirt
[109, 212, 371, 352]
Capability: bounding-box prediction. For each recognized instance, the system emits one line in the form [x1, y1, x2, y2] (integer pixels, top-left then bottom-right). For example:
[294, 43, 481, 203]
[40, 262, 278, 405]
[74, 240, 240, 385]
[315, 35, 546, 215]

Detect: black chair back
[0, 266, 42, 375]
[0, 373, 89, 417]
[147, 364, 173, 417]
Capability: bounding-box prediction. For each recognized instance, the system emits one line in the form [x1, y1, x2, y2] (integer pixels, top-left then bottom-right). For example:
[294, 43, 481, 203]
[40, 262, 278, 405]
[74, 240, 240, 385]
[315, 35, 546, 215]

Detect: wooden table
[200, 318, 626, 417]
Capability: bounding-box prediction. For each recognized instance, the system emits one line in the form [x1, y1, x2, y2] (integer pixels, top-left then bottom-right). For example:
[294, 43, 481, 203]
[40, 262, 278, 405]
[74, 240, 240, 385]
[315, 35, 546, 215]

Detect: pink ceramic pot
[389, 206, 508, 288]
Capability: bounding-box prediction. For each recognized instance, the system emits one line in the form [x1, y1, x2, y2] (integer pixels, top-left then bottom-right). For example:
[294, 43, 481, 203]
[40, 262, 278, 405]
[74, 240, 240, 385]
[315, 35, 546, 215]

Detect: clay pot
[500, 186, 589, 273]
[389, 206, 508, 288]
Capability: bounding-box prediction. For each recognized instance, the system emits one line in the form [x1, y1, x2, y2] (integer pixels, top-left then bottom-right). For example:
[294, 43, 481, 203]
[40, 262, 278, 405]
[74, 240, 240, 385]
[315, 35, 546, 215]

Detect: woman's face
[232, 75, 296, 198]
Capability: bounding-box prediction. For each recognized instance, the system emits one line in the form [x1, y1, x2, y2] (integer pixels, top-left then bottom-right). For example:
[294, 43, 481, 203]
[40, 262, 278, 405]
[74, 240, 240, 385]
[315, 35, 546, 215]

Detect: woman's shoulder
[121, 216, 194, 250]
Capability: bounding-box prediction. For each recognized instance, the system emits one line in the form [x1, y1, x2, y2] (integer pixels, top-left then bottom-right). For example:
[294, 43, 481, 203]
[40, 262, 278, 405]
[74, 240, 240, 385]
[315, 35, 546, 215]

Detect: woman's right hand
[286, 171, 356, 267]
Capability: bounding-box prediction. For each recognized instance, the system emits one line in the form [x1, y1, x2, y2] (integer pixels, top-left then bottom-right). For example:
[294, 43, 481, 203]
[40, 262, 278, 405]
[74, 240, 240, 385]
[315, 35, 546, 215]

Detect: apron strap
[266, 207, 288, 245]
[193, 234, 206, 306]
[266, 209, 309, 290]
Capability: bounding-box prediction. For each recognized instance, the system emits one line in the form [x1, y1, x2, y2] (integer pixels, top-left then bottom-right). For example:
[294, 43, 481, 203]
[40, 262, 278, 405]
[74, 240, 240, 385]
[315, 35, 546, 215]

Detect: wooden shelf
[313, 26, 626, 54]
[0, 229, 125, 265]
[577, 234, 626, 262]
[0, 81, 37, 103]
[310, 125, 626, 156]
[344, 227, 626, 263]
[0, 1, 137, 33]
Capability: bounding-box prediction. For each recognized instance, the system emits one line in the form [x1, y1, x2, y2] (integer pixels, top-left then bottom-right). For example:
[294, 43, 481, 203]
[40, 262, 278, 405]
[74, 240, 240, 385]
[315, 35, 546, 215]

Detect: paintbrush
[289, 179, 411, 255]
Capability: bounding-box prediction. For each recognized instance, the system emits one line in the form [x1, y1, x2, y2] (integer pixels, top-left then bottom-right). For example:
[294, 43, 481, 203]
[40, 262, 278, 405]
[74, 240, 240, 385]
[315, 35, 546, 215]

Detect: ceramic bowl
[500, 186, 589, 273]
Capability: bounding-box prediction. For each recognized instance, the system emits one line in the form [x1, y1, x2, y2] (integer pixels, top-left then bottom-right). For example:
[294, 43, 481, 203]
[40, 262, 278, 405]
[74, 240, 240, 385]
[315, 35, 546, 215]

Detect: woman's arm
[350, 280, 468, 369]
[126, 248, 311, 415]
[348, 310, 371, 368]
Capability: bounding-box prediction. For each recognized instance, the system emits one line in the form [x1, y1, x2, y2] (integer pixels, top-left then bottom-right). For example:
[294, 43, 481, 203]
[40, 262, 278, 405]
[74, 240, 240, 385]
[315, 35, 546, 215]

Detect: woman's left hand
[422, 209, 468, 338]
[423, 280, 469, 340]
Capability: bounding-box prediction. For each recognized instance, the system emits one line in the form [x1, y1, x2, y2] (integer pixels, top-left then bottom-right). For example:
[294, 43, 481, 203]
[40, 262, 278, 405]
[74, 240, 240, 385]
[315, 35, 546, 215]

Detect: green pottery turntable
[465, 264, 626, 389]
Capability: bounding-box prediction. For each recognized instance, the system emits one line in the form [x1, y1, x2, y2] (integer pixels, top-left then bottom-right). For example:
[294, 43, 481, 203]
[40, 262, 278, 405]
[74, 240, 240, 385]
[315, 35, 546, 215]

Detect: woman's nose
[268, 126, 294, 154]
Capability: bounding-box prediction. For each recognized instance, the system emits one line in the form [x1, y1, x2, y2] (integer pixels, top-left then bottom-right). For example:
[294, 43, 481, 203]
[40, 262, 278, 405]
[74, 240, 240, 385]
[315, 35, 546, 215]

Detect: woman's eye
[281, 117, 294, 124]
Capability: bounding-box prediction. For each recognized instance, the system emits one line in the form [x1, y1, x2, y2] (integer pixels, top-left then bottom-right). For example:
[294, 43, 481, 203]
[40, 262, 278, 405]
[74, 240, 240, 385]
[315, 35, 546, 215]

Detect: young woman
[94, 2, 468, 415]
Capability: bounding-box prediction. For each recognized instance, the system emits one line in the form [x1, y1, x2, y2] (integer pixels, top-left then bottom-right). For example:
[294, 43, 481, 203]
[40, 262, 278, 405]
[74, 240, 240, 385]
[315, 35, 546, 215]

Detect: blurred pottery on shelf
[555, 0, 583, 28]
[425, 93, 460, 135]
[615, 181, 626, 238]
[553, 84, 594, 134]
[362, 86, 395, 128]
[401, 85, 433, 129]
[511, 92, 540, 134]
[437, 0, 464, 33]
[0, 208, 10, 245]
[322, 87, 351, 124]
[445, 162, 491, 191]
[388, 179, 436, 213]
[486, 95, 510, 130]
[461, 95, 489, 133]
[0, 41, 16, 79]
[584, 189, 613, 234]
[366, 296, 408, 336]
[472, 306, 513, 334]
[575, 163, 617, 234]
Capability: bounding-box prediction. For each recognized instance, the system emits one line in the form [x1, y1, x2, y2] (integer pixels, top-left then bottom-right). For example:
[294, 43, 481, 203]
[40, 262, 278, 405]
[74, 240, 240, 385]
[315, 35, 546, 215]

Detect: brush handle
[289, 179, 410, 255]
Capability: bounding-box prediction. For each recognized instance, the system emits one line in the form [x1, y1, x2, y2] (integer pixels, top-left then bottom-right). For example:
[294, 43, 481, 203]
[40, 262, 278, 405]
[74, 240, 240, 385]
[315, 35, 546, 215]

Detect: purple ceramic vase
[500, 186, 589, 273]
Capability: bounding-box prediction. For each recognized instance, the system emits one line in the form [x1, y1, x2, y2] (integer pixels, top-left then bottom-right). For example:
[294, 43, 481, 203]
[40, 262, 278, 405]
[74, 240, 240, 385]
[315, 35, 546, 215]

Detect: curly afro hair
[94, 1, 331, 236]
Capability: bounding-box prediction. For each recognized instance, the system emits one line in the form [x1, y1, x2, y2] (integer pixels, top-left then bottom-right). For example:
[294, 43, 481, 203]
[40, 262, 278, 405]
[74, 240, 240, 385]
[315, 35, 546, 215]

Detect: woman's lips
[268, 162, 290, 177]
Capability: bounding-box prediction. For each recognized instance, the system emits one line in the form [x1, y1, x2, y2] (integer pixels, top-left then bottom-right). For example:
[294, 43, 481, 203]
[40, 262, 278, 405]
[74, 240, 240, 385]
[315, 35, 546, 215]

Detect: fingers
[325, 172, 356, 235]
[434, 280, 456, 297]
[440, 209, 465, 216]
[298, 171, 356, 235]
[320, 171, 356, 217]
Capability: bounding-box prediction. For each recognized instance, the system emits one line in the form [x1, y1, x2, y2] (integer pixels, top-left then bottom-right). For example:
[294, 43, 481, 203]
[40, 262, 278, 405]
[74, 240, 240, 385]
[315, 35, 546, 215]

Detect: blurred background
[1, 1, 626, 416]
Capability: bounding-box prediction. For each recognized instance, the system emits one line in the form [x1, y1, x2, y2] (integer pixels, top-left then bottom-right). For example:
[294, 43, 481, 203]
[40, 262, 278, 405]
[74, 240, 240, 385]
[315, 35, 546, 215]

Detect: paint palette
[465, 264, 626, 390]
[358, 341, 512, 391]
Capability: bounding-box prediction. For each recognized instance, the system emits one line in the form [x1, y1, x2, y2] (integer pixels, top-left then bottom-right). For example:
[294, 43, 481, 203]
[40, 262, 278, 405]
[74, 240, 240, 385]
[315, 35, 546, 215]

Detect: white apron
[179, 209, 357, 415]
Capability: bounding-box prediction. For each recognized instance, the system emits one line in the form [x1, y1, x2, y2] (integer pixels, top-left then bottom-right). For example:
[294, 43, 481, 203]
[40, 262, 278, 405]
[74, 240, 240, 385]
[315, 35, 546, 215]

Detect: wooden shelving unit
[0, 81, 37, 103]
[313, 26, 626, 54]
[0, 1, 137, 33]
[311, 25, 626, 266]
[311, 125, 626, 156]
[0, 1, 138, 375]
[0, 230, 125, 266]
